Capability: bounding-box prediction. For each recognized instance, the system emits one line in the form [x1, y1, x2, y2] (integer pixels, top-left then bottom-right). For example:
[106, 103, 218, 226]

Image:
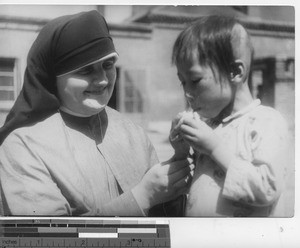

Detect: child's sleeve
[221, 109, 289, 207]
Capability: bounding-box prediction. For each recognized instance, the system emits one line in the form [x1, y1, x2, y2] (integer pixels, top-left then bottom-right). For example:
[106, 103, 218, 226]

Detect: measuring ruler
[0, 219, 170, 247]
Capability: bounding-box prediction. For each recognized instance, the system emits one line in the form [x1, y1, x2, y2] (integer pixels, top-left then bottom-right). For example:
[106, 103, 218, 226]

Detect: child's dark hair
[172, 15, 253, 81]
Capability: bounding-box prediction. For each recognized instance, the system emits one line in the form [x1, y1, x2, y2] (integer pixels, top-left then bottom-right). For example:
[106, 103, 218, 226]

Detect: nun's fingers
[172, 172, 194, 194]
[167, 157, 194, 175]
[168, 163, 193, 187]
[169, 129, 183, 142]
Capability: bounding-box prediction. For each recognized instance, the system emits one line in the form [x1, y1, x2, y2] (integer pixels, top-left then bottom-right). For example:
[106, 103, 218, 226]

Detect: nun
[0, 10, 193, 216]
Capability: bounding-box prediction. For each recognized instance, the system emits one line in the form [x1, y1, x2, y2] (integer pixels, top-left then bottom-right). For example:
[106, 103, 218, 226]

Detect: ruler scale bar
[0, 219, 170, 247]
[0, 237, 171, 247]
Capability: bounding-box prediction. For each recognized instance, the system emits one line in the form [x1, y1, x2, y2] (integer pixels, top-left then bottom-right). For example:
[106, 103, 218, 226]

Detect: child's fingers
[170, 114, 186, 141]
[180, 124, 199, 137]
[172, 111, 196, 130]
[171, 115, 182, 129]
[173, 117, 186, 131]
[171, 112, 186, 129]
[181, 117, 203, 129]
[179, 126, 201, 146]
[181, 134, 199, 147]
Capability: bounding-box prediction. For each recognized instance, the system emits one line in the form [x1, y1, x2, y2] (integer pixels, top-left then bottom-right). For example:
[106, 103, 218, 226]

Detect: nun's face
[56, 54, 117, 116]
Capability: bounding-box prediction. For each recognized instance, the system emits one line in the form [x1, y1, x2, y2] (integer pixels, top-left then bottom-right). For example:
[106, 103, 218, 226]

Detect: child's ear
[230, 60, 246, 85]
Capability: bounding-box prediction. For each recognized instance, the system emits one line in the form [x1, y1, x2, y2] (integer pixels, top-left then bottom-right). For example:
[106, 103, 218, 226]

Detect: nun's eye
[103, 60, 115, 70]
[76, 66, 94, 75]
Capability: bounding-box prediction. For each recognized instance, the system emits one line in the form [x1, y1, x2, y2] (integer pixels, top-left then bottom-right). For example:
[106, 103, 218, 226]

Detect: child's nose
[185, 92, 194, 103]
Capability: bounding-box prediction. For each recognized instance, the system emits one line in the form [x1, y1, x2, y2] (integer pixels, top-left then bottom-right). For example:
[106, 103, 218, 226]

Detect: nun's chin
[83, 97, 108, 111]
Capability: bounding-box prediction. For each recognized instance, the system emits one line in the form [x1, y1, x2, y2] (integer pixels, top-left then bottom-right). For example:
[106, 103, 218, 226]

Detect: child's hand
[169, 112, 191, 160]
[179, 116, 220, 156]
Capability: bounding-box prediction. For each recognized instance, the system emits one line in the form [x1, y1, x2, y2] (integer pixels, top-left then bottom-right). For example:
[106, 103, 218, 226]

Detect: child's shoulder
[248, 104, 288, 131]
[251, 104, 285, 121]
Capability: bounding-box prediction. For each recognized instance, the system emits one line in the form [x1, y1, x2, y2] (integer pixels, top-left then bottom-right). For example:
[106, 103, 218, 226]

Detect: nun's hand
[132, 158, 194, 213]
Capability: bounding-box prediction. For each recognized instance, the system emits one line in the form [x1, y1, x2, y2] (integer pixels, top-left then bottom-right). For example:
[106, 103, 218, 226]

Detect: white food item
[170, 110, 200, 141]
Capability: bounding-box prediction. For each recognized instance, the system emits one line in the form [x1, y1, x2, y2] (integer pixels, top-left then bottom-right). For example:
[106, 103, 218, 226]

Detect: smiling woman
[0, 10, 193, 216]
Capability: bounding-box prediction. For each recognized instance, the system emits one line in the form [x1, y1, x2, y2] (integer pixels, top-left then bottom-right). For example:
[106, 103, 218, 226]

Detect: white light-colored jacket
[0, 107, 158, 216]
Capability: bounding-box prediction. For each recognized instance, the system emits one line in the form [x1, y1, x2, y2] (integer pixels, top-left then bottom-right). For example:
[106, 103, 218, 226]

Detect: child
[169, 15, 289, 217]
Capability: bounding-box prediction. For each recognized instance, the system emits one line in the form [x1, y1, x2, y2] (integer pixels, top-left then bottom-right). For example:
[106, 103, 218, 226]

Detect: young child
[169, 15, 289, 217]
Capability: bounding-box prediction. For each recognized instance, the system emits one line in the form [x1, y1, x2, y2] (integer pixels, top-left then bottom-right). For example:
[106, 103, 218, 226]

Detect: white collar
[59, 106, 93, 117]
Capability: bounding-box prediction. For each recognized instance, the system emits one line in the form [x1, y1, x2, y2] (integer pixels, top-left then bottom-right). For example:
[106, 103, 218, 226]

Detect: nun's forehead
[56, 52, 119, 77]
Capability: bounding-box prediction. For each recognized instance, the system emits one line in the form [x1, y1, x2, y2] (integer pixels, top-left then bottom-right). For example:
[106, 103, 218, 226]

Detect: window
[250, 70, 263, 100]
[122, 69, 145, 113]
[116, 68, 148, 127]
[0, 58, 16, 102]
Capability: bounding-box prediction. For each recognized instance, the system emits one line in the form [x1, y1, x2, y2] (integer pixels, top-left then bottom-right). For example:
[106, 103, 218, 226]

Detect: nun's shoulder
[4, 113, 65, 145]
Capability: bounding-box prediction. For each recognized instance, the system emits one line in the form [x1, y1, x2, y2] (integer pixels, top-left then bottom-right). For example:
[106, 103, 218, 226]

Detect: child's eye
[192, 78, 202, 84]
[76, 66, 93, 75]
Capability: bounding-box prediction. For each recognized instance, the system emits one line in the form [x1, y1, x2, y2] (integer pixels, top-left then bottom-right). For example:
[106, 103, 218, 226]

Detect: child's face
[176, 55, 233, 119]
